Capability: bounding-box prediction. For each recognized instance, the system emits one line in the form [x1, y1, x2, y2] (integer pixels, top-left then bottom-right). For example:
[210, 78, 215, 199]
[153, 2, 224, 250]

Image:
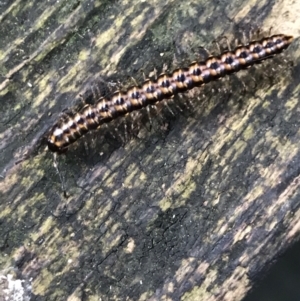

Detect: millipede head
[47, 136, 68, 153]
[47, 124, 70, 153]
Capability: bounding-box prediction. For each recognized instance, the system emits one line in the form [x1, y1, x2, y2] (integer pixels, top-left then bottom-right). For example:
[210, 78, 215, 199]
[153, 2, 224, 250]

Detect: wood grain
[0, 0, 300, 300]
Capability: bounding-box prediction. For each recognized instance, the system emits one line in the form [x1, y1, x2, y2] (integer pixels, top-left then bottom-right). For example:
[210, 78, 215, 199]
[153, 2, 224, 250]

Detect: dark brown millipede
[47, 33, 294, 153]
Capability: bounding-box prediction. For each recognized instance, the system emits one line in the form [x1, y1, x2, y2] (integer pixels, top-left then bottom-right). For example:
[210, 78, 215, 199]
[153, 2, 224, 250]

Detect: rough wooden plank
[0, 0, 300, 300]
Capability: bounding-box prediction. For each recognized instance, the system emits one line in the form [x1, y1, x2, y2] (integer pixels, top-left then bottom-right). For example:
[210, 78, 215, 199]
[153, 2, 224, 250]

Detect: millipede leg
[53, 153, 68, 198]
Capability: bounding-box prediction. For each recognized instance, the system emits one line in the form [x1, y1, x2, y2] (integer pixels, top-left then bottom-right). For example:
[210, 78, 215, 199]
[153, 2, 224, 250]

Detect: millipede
[48, 33, 293, 153]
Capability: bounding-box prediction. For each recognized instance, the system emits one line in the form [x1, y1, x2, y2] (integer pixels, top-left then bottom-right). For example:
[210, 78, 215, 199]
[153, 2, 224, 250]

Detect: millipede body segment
[48, 34, 293, 153]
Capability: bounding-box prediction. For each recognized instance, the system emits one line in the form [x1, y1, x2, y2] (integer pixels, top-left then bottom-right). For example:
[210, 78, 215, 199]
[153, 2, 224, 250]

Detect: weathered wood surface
[0, 0, 300, 300]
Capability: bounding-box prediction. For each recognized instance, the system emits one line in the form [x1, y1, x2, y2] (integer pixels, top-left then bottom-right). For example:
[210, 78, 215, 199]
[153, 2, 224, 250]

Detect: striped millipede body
[47, 34, 293, 153]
